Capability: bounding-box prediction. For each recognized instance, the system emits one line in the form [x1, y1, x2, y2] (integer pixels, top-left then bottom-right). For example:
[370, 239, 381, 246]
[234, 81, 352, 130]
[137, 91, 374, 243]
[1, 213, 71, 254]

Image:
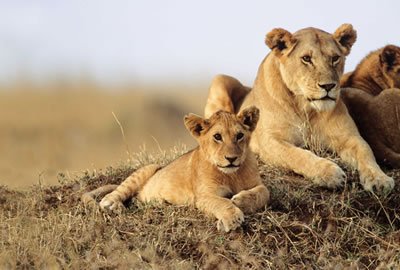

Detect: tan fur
[205, 74, 251, 118]
[340, 45, 400, 167]
[204, 24, 394, 193]
[341, 45, 400, 95]
[82, 108, 269, 232]
[81, 184, 119, 206]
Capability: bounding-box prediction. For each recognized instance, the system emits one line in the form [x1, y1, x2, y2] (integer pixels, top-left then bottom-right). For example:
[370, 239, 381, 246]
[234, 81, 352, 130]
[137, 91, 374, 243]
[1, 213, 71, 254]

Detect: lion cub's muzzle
[217, 156, 241, 173]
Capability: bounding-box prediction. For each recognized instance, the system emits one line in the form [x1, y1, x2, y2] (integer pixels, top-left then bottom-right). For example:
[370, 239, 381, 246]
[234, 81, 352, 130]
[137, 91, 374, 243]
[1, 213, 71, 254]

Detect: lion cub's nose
[318, 83, 336, 91]
[225, 156, 238, 163]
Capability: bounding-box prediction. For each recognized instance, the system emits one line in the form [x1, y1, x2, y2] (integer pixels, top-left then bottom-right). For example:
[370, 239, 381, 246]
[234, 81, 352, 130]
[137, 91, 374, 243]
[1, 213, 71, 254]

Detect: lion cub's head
[378, 45, 400, 89]
[184, 106, 259, 174]
[265, 24, 357, 112]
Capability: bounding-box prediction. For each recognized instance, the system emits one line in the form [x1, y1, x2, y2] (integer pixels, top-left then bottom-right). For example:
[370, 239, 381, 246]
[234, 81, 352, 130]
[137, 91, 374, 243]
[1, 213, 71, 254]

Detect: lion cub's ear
[265, 28, 297, 56]
[184, 113, 209, 138]
[333, 24, 357, 56]
[238, 106, 260, 132]
[380, 45, 400, 71]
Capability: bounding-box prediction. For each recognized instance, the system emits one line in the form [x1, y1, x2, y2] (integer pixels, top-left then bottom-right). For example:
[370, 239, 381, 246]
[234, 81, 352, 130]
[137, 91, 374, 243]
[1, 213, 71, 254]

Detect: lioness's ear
[380, 45, 400, 70]
[333, 24, 357, 56]
[265, 28, 297, 56]
[238, 106, 259, 132]
[184, 113, 209, 138]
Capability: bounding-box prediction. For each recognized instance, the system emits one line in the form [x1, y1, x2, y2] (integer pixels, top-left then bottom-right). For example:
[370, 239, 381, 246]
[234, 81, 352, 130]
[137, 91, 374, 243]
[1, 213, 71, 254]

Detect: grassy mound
[1, 148, 399, 269]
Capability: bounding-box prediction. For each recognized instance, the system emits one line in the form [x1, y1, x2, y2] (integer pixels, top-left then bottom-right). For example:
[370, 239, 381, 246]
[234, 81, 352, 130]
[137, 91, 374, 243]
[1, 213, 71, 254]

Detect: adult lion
[82, 107, 270, 232]
[204, 24, 394, 192]
[341, 45, 400, 167]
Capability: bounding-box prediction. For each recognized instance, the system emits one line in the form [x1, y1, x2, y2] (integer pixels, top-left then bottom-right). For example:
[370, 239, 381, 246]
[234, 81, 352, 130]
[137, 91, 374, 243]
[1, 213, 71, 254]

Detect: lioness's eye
[236, 132, 244, 141]
[302, 55, 312, 63]
[213, 133, 222, 141]
[332, 55, 340, 63]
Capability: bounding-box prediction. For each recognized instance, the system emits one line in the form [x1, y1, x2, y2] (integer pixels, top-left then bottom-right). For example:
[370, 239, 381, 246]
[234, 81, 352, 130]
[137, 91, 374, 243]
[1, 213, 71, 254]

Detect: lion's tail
[81, 164, 161, 207]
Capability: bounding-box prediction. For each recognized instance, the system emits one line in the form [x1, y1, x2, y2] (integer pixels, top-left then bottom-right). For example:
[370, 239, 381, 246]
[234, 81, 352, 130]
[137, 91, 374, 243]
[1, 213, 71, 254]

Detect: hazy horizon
[1, 1, 399, 87]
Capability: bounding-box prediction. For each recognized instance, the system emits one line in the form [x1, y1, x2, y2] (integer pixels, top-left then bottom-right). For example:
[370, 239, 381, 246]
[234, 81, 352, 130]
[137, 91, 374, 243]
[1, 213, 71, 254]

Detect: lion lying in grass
[204, 24, 394, 193]
[341, 45, 400, 167]
[82, 107, 270, 232]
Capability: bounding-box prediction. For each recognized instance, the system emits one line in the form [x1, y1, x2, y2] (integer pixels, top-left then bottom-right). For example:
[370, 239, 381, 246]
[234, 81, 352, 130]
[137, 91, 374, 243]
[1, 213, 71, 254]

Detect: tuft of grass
[1, 148, 400, 269]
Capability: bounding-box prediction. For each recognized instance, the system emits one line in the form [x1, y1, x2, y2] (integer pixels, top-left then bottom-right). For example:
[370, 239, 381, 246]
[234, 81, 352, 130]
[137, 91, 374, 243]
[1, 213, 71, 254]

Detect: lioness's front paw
[99, 195, 125, 213]
[216, 207, 244, 232]
[313, 160, 346, 188]
[360, 168, 394, 194]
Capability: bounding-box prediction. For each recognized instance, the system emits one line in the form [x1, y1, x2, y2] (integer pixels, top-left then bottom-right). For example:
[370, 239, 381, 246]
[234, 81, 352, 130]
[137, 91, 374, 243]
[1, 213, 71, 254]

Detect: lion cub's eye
[301, 55, 312, 63]
[236, 132, 244, 141]
[213, 133, 222, 141]
[332, 55, 340, 64]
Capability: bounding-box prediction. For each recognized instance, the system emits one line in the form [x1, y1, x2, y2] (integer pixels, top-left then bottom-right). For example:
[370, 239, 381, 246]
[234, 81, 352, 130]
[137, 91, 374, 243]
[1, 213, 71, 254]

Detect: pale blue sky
[0, 1, 399, 86]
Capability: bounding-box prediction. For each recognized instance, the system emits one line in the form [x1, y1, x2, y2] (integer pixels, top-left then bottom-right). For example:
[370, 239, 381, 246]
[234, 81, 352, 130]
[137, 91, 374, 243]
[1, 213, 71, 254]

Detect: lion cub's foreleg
[231, 184, 270, 214]
[195, 190, 244, 232]
[99, 164, 161, 212]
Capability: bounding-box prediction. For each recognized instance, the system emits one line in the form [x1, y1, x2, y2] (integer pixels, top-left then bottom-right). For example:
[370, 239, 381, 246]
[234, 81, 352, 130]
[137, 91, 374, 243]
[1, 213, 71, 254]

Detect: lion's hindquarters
[204, 74, 250, 118]
[81, 184, 119, 206]
[99, 164, 161, 210]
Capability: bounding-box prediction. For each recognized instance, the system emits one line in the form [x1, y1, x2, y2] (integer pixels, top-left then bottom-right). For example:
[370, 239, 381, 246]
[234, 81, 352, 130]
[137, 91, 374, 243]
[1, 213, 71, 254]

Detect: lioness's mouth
[309, 96, 336, 101]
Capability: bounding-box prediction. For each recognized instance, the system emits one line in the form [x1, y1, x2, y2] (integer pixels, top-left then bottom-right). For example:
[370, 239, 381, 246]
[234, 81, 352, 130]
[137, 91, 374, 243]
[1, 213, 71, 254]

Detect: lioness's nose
[225, 156, 238, 163]
[318, 83, 336, 91]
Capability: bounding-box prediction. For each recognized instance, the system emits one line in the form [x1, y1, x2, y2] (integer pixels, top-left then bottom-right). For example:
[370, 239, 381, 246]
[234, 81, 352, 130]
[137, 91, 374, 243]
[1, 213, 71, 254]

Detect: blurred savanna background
[1, 1, 400, 188]
[0, 81, 205, 188]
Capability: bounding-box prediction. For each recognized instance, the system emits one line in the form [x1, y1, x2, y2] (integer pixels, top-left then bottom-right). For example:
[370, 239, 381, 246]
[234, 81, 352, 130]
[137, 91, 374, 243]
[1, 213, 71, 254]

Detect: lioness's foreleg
[196, 194, 244, 232]
[330, 134, 394, 193]
[231, 184, 270, 214]
[99, 164, 161, 212]
[259, 138, 346, 188]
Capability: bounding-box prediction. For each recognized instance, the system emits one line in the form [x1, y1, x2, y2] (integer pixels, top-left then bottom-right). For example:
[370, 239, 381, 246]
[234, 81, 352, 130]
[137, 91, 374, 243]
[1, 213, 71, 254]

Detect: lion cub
[341, 45, 400, 167]
[82, 107, 269, 232]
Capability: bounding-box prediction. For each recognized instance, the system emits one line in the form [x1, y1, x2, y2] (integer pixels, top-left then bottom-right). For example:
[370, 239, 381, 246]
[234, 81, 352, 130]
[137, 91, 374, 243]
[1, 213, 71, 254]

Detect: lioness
[82, 107, 270, 232]
[204, 24, 394, 192]
[340, 45, 400, 167]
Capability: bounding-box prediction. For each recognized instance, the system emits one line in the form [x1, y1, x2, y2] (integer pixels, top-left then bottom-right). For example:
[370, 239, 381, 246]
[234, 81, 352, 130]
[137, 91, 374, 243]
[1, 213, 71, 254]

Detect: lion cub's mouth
[219, 164, 240, 168]
[217, 164, 240, 173]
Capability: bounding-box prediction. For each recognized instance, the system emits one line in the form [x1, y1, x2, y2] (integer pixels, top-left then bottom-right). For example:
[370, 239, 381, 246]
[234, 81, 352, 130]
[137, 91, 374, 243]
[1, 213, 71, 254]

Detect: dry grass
[1, 146, 399, 269]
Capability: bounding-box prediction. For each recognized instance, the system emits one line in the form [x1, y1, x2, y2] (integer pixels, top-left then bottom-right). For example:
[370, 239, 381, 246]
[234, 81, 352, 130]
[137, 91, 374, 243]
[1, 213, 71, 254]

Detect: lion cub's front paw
[232, 190, 256, 214]
[99, 195, 125, 213]
[313, 160, 346, 188]
[216, 207, 244, 232]
[360, 168, 394, 194]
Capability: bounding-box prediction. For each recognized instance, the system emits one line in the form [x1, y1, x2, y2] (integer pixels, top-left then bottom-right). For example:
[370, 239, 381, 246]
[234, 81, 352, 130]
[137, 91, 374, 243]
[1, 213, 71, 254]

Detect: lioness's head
[266, 24, 357, 111]
[184, 106, 259, 174]
[379, 45, 400, 88]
